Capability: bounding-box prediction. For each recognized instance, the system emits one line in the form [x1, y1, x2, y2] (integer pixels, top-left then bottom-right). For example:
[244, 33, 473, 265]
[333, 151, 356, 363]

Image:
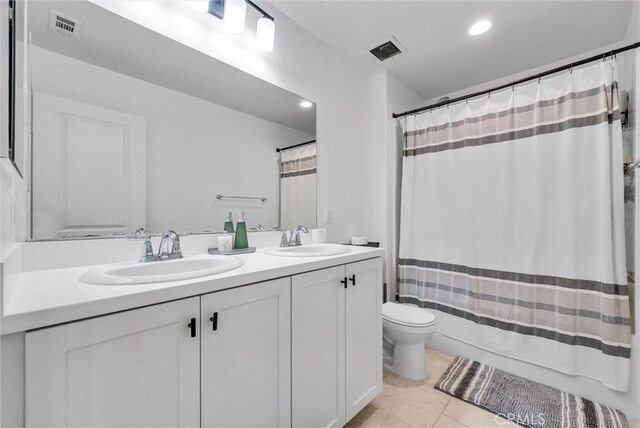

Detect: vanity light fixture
[223, 0, 247, 34]
[256, 16, 275, 52]
[188, 0, 276, 52]
[299, 100, 313, 108]
[468, 20, 492, 36]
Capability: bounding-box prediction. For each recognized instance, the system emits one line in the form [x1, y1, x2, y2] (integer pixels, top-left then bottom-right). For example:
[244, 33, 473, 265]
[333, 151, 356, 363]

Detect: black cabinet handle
[349, 274, 356, 286]
[210, 312, 218, 331]
[340, 277, 348, 289]
[187, 318, 196, 338]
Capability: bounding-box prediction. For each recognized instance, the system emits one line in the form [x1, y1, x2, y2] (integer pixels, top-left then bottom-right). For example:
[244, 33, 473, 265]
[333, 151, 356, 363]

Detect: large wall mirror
[20, 0, 316, 240]
[2, 0, 25, 177]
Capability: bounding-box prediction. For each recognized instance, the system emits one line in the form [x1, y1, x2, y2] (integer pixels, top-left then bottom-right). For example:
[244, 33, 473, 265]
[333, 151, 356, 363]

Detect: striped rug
[435, 356, 629, 428]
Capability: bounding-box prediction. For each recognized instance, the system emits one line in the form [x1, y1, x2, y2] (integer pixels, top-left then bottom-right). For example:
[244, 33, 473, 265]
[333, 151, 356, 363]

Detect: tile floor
[346, 349, 640, 428]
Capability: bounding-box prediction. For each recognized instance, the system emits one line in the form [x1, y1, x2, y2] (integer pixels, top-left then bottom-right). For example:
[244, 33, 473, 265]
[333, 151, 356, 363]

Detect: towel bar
[216, 194, 267, 202]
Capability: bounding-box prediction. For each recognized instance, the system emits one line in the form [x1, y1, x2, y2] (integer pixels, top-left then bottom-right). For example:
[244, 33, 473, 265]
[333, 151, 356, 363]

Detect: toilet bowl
[382, 302, 436, 380]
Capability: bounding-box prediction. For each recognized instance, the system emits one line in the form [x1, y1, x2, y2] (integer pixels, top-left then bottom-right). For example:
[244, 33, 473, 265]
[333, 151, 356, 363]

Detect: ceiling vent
[48, 10, 80, 37]
[369, 37, 405, 62]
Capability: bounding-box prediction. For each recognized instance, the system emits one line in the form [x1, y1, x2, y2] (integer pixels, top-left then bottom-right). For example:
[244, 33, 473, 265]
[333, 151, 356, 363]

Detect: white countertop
[1, 246, 384, 335]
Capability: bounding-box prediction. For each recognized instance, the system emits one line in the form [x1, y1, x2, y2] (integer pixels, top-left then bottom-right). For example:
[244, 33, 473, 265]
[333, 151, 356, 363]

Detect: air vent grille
[56, 16, 75, 33]
[49, 10, 80, 37]
[369, 38, 404, 62]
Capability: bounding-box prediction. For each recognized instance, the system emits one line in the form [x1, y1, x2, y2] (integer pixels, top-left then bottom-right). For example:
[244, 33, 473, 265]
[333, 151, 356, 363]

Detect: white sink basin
[264, 244, 351, 257]
[80, 255, 244, 285]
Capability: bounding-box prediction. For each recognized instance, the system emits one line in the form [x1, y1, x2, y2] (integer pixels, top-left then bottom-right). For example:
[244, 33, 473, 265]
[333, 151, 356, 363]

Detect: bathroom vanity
[1, 1, 383, 426]
[1, 241, 384, 427]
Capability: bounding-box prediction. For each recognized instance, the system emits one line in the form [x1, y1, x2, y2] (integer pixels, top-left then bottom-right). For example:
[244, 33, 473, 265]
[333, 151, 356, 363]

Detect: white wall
[90, 0, 376, 244]
[30, 46, 313, 236]
[371, 71, 423, 298]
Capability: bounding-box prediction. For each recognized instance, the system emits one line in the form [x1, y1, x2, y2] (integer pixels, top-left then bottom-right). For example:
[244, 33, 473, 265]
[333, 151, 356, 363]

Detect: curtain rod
[276, 139, 316, 153]
[392, 41, 640, 119]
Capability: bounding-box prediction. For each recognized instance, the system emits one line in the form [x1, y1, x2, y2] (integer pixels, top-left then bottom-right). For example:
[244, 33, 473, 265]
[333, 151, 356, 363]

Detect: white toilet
[382, 302, 436, 380]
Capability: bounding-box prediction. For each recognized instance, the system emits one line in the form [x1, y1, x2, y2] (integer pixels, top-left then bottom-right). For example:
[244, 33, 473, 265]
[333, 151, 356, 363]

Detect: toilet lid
[382, 302, 436, 326]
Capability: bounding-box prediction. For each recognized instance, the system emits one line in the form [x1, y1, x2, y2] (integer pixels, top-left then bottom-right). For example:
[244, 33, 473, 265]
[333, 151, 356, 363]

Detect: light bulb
[187, 0, 209, 13]
[256, 17, 275, 52]
[300, 100, 313, 108]
[224, 0, 247, 34]
[468, 20, 492, 36]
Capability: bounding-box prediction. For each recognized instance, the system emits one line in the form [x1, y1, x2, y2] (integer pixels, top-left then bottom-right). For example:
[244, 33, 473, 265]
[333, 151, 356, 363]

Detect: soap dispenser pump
[223, 212, 234, 233]
[234, 211, 249, 249]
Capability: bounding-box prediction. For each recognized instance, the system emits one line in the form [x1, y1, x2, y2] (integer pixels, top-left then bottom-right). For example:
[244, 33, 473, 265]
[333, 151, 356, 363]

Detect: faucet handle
[140, 236, 157, 262]
[280, 232, 289, 247]
[171, 238, 183, 258]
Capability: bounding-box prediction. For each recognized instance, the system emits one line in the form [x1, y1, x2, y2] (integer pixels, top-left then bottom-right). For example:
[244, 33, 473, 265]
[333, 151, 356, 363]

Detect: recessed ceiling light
[468, 20, 492, 36]
[300, 100, 313, 108]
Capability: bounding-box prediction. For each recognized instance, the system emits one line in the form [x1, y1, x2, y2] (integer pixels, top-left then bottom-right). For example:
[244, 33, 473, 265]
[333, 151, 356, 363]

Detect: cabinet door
[25, 298, 200, 427]
[345, 258, 383, 421]
[292, 266, 346, 428]
[200, 278, 291, 427]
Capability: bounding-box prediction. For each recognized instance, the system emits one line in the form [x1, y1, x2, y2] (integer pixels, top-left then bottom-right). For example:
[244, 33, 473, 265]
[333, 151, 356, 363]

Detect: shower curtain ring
[569, 64, 573, 74]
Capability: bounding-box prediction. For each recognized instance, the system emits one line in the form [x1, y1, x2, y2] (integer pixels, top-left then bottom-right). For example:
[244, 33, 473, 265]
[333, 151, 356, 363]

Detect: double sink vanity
[3, 1, 382, 426]
[1, 234, 384, 427]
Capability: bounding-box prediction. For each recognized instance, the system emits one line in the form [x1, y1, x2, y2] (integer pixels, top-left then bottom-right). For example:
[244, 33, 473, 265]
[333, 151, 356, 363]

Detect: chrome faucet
[157, 230, 183, 260]
[280, 225, 309, 247]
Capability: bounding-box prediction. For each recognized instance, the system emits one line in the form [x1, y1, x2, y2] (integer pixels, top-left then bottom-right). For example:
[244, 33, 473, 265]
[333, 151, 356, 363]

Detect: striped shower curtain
[398, 61, 631, 391]
[279, 143, 317, 230]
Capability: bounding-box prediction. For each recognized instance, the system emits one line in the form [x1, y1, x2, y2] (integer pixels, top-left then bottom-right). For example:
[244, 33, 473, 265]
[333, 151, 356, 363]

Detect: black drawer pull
[340, 277, 348, 289]
[210, 312, 219, 331]
[187, 318, 196, 338]
[349, 274, 356, 286]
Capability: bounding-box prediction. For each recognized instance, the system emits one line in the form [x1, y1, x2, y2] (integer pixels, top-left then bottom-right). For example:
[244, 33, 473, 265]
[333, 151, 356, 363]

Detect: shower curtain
[279, 142, 316, 230]
[398, 61, 632, 391]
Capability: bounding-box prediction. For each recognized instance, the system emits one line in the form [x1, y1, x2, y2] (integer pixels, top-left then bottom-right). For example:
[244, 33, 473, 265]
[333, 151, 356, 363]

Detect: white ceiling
[25, 0, 316, 134]
[272, 1, 637, 100]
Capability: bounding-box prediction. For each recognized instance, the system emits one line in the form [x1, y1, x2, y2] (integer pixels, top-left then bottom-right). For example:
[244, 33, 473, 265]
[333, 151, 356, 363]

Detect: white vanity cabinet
[21, 257, 382, 428]
[292, 258, 383, 427]
[200, 278, 291, 427]
[25, 297, 201, 427]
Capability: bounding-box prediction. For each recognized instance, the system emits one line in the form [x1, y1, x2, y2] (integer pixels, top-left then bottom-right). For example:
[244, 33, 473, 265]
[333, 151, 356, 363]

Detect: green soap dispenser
[234, 211, 249, 249]
[223, 212, 234, 233]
